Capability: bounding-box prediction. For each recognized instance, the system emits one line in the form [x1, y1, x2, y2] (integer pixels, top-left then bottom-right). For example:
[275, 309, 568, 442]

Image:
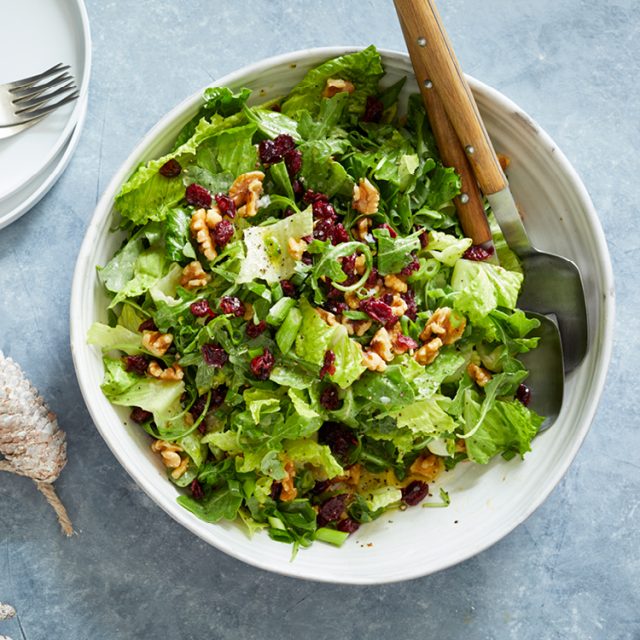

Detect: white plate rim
[0, 0, 92, 204]
[0, 91, 88, 231]
[70, 46, 615, 584]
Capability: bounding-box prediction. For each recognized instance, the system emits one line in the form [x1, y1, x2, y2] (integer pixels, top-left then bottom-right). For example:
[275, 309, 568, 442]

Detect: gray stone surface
[0, 0, 638, 638]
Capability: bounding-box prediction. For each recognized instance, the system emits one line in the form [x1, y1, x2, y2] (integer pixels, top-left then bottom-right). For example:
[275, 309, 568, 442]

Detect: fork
[0, 63, 79, 139]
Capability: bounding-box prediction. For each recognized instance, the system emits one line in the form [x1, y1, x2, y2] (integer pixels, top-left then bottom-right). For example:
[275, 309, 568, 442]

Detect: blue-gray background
[1, 1, 638, 638]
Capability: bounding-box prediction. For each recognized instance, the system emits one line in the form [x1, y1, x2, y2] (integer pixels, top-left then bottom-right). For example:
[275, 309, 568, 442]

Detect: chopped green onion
[276, 306, 303, 354]
[315, 527, 350, 547]
[267, 297, 296, 326]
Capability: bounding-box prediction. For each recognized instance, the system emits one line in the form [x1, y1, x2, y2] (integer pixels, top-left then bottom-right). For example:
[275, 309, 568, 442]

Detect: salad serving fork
[0, 63, 79, 140]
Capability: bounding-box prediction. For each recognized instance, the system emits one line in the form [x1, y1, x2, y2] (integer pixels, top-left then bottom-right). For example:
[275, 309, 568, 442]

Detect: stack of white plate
[0, 0, 91, 230]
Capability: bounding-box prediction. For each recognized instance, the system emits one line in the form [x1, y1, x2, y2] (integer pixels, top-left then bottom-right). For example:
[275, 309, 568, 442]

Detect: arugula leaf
[373, 228, 422, 275]
[177, 480, 243, 523]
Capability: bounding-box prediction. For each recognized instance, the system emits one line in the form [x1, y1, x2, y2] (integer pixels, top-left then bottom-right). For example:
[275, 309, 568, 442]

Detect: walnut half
[352, 178, 380, 215]
[229, 171, 265, 218]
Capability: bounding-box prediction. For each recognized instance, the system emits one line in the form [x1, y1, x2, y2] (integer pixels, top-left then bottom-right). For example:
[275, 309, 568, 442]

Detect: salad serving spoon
[395, 1, 565, 427]
[394, 0, 588, 375]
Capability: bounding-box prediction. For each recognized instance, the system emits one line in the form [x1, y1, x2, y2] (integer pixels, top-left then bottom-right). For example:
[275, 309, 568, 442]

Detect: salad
[88, 46, 543, 551]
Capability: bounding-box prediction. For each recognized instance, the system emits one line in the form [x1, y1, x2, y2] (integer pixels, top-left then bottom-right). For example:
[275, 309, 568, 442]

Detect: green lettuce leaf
[452, 259, 524, 322]
[236, 208, 313, 284]
[177, 480, 243, 523]
[428, 230, 473, 267]
[392, 395, 457, 436]
[281, 45, 384, 120]
[283, 439, 343, 479]
[87, 323, 143, 355]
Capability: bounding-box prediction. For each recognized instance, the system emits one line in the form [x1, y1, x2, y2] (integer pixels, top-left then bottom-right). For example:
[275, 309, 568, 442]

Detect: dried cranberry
[214, 193, 236, 218]
[291, 179, 304, 200]
[324, 300, 348, 315]
[312, 199, 337, 222]
[124, 355, 149, 375]
[394, 333, 418, 353]
[463, 244, 495, 261]
[378, 223, 397, 238]
[258, 133, 296, 165]
[185, 183, 212, 208]
[360, 297, 394, 324]
[210, 385, 228, 409]
[382, 293, 394, 305]
[319, 350, 336, 379]
[301, 252, 313, 265]
[400, 256, 420, 276]
[138, 319, 157, 332]
[332, 223, 349, 245]
[337, 518, 360, 534]
[190, 299, 215, 318]
[313, 218, 333, 242]
[303, 189, 326, 204]
[201, 343, 228, 367]
[319, 384, 341, 411]
[311, 479, 331, 495]
[190, 479, 204, 500]
[284, 149, 302, 177]
[401, 289, 418, 321]
[516, 383, 532, 406]
[366, 267, 379, 287]
[341, 254, 357, 276]
[362, 95, 384, 123]
[317, 494, 348, 527]
[280, 279, 297, 297]
[250, 348, 275, 380]
[190, 395, 208, 419]
[419, 230, 430, 248]
[213, 219, 234, 247]
[130, 407, 152, 423]
[319, 422, 358, 463]
[159, 158, 182, 178]
[246, 319, 267, 338]
[219, 296, 245, 317]
[402, 480, 429, 506]
[270, 481, 282, 501]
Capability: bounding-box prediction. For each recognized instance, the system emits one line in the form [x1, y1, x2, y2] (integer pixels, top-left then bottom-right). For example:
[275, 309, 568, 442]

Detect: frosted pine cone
[0, 350, 72, 535]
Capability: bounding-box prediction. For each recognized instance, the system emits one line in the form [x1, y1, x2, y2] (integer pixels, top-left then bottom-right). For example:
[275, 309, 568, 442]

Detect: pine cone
[0, 350, 72, 535]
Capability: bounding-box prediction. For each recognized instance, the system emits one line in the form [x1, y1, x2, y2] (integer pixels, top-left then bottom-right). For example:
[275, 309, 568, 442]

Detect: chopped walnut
[206, 208, 222, 227]
[384, 274, 408, 293]
[353, 319, 372, 337]
[280, 460, 298, 502]
[190, 208, 217, 261]
[362, 349, 387, 372]
[316, 308, 338, 326]
[340, 317, 354, 335]
[287, 236, 308, 261]
[229, 171, 265, 218]
[419, 307, 466, 345]
[352, 178, 380, 215]
[336, 463, 362, 486]
[147, 361, 184, 381]
[390, 294, 408, 317]
[243, 302, 254, 321]
[322, 77, 355, 98]
[355, 254, 367, 275]
[354, 216, 371, 241]
[409, 454, 444, 482]
[142, 330, 173, 357]
[370, 327, 394, 363]
[171, 456, 190, 479]
[414, 337, 443, 366]
[151, 439, 183, 469]
[467, 363, 492, 387]
[344, 291, 361, 310]
[180, 260, 211, 290]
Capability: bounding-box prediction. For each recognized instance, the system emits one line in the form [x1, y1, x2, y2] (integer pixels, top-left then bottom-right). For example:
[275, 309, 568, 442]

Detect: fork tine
[11, 72, 73, 100]
[16, 91, 79, 120]
[7, 63, 70, 89]
[14, 82, 76, 113]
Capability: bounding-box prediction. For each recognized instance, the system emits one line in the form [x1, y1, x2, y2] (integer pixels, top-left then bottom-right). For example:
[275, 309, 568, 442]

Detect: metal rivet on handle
[459, 193, 470, 204]
[417, 36, 427, 47]
[423, 79, 433, 89]
[465, 145, 475, 155]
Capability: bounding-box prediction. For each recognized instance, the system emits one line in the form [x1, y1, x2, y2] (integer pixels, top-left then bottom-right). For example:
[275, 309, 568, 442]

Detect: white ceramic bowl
[71, 47, 614, 584]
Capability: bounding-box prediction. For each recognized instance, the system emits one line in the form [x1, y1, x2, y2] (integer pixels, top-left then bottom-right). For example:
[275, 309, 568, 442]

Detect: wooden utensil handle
[397, 12, 492, 245]
[394, 0, 507, 195]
